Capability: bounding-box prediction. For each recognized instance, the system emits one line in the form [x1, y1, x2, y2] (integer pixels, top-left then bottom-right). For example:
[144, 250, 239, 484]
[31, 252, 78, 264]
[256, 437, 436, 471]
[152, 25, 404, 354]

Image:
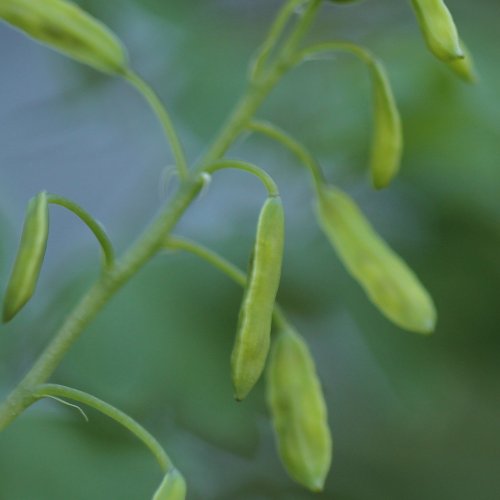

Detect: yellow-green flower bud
[369, 59, 403, 189]
[315, 185, 436, 334]
[267, 328, 332, 492]
[153, 469, 186, 500]
[411, 0, 463, 62]
[231, 196, 285, 401]
[3, 192, 49, 323]
[0, 0, 128, 75]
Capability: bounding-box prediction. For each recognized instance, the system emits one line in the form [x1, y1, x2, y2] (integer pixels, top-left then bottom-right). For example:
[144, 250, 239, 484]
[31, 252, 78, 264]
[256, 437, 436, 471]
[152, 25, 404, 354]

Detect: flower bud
[3, 192, 49, 322]
[315, 185, 436, 334]
[0, 0, 128, 74]
[231, 196, 285, 401]
[267, 328, 332, 492]
[411, 0, 463, 62]
[369, 59, 403, 189]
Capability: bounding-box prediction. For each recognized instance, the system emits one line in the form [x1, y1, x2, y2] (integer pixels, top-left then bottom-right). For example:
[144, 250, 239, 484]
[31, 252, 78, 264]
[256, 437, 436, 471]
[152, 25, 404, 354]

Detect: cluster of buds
[0, 0, 475, 497]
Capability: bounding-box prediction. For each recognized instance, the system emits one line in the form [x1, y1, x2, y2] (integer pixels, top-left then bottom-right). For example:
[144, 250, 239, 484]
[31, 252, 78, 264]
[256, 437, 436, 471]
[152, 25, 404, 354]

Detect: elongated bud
[411, 0, 463, 62]
[231, 196, 285, 401]
[153, 469, 186, 500]
[0, 0, 128, 75]
[267, 328, 332, 492]
[315, 185, 436, 333]
[3, 192, 49, 322]
[369, 59, 403, 189]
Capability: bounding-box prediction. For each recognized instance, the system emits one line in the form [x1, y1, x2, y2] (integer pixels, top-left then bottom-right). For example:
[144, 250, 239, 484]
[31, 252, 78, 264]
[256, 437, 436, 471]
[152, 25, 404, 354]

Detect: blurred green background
[1, 0, 499, 498]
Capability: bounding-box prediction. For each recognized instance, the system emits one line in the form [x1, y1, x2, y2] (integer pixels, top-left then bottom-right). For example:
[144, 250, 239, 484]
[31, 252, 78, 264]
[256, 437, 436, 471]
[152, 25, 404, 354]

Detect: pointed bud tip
[465, 72, 479, 85]
[233, 388, 248, 402]
[2, 312, 12, 324]
[306, 477, 326, 493]
[372, 175, 392, 190]
[422, 317, 437, 335]
[233, 381, 250, 401]
[2, 301, 20, 323]
[413, 315, 437, 335]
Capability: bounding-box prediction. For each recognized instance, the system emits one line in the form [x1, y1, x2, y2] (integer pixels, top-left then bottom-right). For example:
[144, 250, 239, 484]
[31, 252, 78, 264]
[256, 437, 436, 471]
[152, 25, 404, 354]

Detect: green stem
[205, 159, 280, 197]
[279, 0, 323, 61]
[34, 384, 171, 472]
[125, 71, 189, 181]
[250, 0, 306, 82]
[47, 194, 115, 269]
[247, 120, 325, 191]
[166, 236, 289, 330]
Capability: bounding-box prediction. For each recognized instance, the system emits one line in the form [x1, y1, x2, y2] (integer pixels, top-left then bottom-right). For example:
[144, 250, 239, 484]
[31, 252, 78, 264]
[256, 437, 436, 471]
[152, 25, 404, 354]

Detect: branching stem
[250, 0, 307, 82]
[0, 0, 322, 433]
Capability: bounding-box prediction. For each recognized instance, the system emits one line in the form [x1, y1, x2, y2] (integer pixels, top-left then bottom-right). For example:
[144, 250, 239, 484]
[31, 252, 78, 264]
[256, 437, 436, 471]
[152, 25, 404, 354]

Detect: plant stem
[250, 0, 305, 82]
[0, 0, 322, 431]
[34, 384, 171, 472]
[247, 120, 325, 191]
[205, 159, 280, 197]
[125, 71, 189, 181]
[167, 237, 247, 287]
[166, 237, 289, 330]
[47, 194, 115, 269]
[279, 0, 323, 60]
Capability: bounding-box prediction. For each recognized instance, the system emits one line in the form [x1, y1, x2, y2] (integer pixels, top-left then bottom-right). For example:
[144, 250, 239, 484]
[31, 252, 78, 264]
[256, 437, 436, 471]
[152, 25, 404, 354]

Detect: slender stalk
[47, 194, 115, 269]
[125, 71, 189, 181]
[247, 120, 325, 191]
[205, 159, 280, 197]
[34, 384, 171, 472]
[250, 0, 305, 82]
[167, 237, 247, 288]
[279, 0, 323, 60]
[166, 236, 289, 330]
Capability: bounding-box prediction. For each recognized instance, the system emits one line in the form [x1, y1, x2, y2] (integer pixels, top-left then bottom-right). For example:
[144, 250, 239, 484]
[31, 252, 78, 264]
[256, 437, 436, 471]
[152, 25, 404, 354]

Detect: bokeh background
[1, 1, 499, 498]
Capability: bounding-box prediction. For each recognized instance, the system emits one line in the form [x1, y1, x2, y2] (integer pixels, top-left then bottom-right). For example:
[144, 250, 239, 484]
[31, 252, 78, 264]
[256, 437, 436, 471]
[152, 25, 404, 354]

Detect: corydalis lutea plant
[0, 0, 475, 496]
